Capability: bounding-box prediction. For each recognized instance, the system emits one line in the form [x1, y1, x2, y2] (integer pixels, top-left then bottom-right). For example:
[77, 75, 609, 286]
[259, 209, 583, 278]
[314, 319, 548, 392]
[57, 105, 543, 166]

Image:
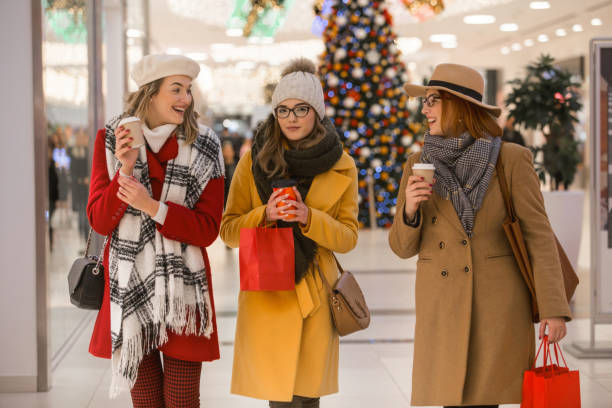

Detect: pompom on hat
[271, 58, 325, 119]
[404, 63, 501, 117]
[131, 54, 200, 88]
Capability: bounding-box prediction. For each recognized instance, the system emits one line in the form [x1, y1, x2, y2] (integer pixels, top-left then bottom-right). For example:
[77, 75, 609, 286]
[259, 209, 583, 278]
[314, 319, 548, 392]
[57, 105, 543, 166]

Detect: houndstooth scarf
[103, 116, 224, 397]
[421, 131, 501, 238]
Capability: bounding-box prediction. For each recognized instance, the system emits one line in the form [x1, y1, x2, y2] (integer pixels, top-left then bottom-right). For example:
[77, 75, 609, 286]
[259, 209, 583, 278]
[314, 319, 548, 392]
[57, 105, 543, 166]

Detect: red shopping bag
[521, 336, 581, 408]
[239, 225, 295, 291]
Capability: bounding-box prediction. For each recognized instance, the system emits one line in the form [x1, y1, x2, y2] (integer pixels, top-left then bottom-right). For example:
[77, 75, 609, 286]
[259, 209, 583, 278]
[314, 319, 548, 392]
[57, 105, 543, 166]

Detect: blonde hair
[123, 78, 200, 144]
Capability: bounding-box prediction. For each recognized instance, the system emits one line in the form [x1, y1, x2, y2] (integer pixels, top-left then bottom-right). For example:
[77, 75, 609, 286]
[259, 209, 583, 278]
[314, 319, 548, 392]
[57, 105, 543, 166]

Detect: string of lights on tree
[319, 0, 419, 228]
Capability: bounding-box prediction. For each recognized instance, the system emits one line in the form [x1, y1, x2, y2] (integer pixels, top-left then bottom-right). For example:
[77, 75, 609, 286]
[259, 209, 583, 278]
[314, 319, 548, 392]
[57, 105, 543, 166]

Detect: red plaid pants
[130, 351, 202, 408]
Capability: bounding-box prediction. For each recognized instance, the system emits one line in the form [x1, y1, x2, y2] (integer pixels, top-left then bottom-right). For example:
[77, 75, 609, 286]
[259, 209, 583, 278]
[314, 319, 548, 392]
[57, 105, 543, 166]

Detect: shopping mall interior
[1, 0, 612, 406]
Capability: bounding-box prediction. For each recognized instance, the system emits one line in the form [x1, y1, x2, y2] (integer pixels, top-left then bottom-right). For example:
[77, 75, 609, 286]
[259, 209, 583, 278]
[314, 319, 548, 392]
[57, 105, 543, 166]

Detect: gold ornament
[243, 0, 284, 37]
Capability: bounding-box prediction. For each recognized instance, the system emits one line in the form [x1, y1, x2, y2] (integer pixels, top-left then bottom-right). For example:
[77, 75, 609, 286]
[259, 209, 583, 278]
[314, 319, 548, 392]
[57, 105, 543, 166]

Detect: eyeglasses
[422, 94, 442, 108]
[275, 105, 311, 119]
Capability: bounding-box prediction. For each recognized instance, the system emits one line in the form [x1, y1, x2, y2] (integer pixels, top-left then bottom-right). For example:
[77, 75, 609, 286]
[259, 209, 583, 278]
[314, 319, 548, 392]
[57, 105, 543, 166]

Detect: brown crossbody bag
[316, 254, 371, 336]
[496, 150, 579, 323]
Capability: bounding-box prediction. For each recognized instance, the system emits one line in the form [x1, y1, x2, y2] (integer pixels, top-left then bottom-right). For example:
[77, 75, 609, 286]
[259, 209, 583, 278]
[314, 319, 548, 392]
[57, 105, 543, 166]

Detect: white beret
[131, 54, 200, 88]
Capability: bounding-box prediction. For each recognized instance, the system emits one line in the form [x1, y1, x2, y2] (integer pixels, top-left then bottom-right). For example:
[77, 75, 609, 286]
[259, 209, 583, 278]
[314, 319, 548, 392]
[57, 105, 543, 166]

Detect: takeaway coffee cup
[412, 163, 435, 184]
[117, 116, 145, 149]
[272, 179, 297, 220]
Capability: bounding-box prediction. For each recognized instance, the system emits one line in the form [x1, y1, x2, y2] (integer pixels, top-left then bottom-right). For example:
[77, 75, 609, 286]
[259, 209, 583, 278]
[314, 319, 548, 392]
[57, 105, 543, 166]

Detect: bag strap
[495, 146, 517, 222]
[315, 252, 345, 294]
[85, 227, 108, 276]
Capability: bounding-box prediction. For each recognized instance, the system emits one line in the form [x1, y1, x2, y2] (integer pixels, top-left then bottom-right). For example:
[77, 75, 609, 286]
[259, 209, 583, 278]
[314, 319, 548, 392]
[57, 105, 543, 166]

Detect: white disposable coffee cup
[117, 116, 145, 149]
[412, 163, 435, 184]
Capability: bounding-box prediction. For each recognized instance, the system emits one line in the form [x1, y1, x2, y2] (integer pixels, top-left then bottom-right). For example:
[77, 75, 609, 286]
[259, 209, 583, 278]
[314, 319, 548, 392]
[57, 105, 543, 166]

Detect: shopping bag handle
[552, 341, 569, 369]
[532, 335, 559, 373]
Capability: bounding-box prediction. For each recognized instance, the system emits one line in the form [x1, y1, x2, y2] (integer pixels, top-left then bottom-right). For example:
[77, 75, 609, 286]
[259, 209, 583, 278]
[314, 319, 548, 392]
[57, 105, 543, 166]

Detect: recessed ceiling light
[511, 42, 522, 51]
[500, 23, 519, 32]
[126, 29, 144, 38]
[555, 28, 567, 37]
[501, 47, 510, 55]
[530, 2, 551, 9]
[591, 18, 603, 26]
[408, 62, 417, 71]
[524, 39, 535, 47]
[441, 41, 458, 49]
[572, 24, 584, 32]
[397, 37, 423, 54]
[538, 34, 549, 42]
[429, 34, 456, 43]
[235, 61, 256, 70]
[166, 48, 182, 55]
[211, 43, 234, 51]
[463, 15, 496, 24]
[226, 28, 243, 37]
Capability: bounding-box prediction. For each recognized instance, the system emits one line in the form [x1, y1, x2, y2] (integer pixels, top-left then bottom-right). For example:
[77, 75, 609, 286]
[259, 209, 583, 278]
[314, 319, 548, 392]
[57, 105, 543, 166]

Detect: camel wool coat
[388, 142, 571, 406]
[220, 150, 359, 402]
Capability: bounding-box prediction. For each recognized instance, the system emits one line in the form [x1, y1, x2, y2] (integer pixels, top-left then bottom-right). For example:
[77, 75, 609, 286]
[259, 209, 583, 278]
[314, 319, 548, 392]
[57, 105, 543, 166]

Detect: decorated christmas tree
[319, 0, 416, 228]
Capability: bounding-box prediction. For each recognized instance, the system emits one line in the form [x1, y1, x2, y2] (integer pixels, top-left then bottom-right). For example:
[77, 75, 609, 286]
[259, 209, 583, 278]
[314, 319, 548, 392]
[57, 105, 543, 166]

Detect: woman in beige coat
[220, 58, 359, 407]
[389, 64, 571, 407]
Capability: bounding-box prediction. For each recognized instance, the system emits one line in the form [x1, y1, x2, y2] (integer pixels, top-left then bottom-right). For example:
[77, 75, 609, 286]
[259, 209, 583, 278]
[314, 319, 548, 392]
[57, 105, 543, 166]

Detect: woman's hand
[539, 317, 567, 343]
[265, 189, 292, 222]
[283, 187, 309, 225]
[404, 175, 434, 220]
[117, 176, 159, 217]
[114, 125, 139, 175]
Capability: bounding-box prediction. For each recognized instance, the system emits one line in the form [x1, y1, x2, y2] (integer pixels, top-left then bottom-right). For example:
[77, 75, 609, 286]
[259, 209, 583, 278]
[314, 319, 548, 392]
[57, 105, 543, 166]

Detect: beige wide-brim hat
[404, 63, 501, 118]
[131, 54, 200, 88]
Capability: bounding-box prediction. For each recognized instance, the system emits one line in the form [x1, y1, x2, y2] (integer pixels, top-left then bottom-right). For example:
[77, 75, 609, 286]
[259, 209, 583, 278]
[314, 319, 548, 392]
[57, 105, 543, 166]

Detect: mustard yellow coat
[388, 143, 572, 406]
[220, 151, 359, 402]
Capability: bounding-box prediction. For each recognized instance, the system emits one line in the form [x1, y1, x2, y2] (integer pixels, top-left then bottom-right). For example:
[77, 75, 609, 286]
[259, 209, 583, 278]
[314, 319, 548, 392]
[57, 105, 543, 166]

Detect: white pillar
[0, 0, 47, 392]
[104, 0, 126, 121]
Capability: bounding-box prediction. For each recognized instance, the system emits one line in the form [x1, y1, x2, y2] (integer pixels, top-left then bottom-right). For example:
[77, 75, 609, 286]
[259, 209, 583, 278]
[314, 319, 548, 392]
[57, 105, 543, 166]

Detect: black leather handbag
[67, 229, 106, 310]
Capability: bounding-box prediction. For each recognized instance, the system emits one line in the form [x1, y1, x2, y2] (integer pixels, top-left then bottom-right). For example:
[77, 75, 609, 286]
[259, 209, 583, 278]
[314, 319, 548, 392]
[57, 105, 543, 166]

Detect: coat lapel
[432, 193, 467, 237]
[304, 153, 352, 213]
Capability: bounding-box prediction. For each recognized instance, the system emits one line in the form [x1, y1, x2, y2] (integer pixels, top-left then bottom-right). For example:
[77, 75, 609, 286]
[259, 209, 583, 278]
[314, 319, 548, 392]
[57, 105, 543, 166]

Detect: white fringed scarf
[103, 116, 224, 397]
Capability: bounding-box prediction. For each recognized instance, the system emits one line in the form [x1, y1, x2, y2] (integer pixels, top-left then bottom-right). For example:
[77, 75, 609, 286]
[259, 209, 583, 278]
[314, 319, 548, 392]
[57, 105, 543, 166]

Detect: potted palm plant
[505, 54, 584, 269]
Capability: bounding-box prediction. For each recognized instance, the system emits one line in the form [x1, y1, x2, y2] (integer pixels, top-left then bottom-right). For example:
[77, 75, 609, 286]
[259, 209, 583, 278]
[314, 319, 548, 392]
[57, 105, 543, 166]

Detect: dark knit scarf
[251, 114, 343, 283]
[421, 131, 501, 238]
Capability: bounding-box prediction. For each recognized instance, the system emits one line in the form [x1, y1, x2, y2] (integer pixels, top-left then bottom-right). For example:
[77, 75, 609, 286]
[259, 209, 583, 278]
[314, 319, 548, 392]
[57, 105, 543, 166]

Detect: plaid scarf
[421, 131, 501, 237]
[103, 116, 224, 397]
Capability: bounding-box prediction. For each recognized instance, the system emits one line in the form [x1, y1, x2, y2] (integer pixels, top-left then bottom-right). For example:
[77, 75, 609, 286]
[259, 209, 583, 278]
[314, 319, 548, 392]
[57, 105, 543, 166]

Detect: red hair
[440, 90, 502, 138]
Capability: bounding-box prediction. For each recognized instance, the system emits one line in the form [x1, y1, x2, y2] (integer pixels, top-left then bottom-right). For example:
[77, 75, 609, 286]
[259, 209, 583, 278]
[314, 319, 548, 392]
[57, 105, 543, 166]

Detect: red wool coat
[86, 128, 223, 362]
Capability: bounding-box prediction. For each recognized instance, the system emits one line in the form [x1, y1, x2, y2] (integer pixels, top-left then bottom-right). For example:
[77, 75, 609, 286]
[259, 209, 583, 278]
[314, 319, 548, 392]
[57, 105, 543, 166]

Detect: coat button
[439, 241, 445, 249]
[441, 269, 448, 277]
[464, 266, 470, 273]
[432, 216, 437, 224]
[462, 239, 468, 246]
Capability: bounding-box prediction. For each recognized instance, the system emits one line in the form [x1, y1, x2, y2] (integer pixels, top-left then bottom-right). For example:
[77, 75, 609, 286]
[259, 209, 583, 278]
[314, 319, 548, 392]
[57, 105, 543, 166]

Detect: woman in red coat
[86, 54, 224, 406]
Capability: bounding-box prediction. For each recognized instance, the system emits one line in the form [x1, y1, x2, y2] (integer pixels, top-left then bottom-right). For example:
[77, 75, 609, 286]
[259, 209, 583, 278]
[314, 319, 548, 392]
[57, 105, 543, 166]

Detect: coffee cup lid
[271, 179, 297, 188]
[118, 116, 141, 127]
[412, 163, 435, 170]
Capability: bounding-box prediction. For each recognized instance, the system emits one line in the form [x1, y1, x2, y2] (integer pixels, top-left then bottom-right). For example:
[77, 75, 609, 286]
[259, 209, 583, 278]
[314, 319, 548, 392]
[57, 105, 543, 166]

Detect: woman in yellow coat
[389, 64, 571, 407]
[220, 58, 359, 407]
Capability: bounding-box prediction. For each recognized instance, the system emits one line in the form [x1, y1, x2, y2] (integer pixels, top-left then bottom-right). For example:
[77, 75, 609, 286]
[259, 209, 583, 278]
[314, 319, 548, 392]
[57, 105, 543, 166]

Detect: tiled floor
[3, 229, 612, 407]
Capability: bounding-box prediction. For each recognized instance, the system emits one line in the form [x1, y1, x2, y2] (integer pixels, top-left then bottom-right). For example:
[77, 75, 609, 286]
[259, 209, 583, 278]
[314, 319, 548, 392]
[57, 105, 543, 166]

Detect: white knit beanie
[271, 58, 325, 119]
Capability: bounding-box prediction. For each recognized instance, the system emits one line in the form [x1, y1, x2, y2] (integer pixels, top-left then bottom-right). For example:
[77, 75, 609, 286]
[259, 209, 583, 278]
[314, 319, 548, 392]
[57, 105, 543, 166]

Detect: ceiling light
[537, 34, 549, 42]
[429, 34, 456, 43]
[591, 18, 602, 26]
[397, 37, 423, 54]
[555, 28, 567, 37]
[511, 42, 522, 51]
[166, 48, 182, 55]
[235, 61, 256, 70]
[524, 39, 535, 47]
[530, 2, 551, 9]
[500, 23, 519, 32]
[463, 15, 496, 24]
[572, 24, 583, 32]
[226, 28, 243, 37]
[126, 29, 144, 38]
[408, 62, 417, 71]
[501, 47, 510, 55]
[441, 41, 458, 49]
[210, 43, 234, 51]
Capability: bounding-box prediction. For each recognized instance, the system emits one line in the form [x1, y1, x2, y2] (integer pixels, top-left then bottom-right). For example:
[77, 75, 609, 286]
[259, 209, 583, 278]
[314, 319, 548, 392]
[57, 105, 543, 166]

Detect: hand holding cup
[404, 163, 435, 221]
